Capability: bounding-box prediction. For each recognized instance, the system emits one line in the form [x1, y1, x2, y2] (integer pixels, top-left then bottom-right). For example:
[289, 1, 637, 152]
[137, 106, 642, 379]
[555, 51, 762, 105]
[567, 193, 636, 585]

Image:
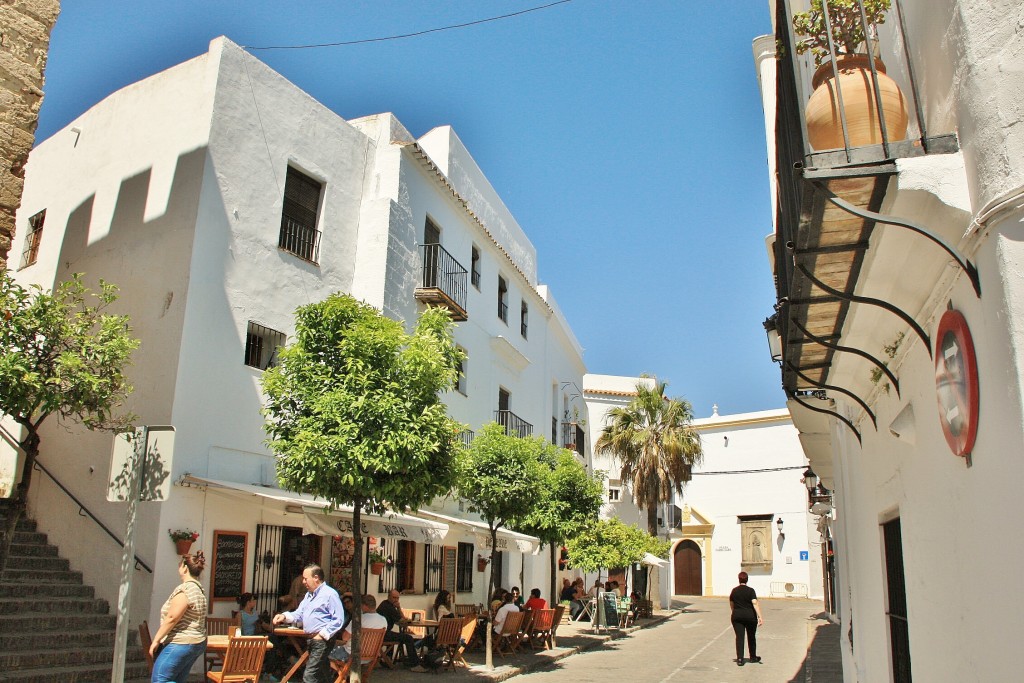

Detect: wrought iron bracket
[788, 362, 878, 430]
[789, 392, 862, 445]
[809, 180, 981, 296]
[796, 263, 932, 357]
[789, 317, 901, 397]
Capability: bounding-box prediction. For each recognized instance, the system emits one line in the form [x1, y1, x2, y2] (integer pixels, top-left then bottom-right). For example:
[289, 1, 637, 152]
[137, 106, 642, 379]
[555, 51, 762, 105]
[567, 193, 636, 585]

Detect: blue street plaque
[799, 551, 809, 561]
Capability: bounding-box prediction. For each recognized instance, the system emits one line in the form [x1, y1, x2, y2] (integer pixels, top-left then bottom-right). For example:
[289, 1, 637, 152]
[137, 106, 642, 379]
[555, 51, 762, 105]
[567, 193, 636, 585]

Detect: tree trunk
[349, 499, 363, 683]
[485, 527, 497, 670]
[549, 542, 557, 606]
[646, 501, 658, 538]
[0, 429, 39, 573]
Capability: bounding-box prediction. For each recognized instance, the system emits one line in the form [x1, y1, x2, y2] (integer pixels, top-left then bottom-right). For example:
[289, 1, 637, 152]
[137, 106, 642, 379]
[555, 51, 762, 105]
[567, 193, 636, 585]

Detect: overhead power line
[244, 0, 573, 51]
[692, 465, 808, 476]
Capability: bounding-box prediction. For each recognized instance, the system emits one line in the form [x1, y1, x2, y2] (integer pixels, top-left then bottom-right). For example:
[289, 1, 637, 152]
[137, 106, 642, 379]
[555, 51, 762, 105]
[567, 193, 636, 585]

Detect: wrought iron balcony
[278, 215, 321, 263]
[494, 410, 533, 438]
[415, 243, 468, 321]
[561, 422, 584, 456]
[458, 429, 475, 449]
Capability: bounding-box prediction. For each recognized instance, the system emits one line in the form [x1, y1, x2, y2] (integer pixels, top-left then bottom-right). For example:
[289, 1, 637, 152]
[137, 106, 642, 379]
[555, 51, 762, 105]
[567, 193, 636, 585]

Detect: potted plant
[368, 550, 387, 576]
[477, 554, 490, 573]
[792, 0, 908, 150]
[169, 528, 199, 555]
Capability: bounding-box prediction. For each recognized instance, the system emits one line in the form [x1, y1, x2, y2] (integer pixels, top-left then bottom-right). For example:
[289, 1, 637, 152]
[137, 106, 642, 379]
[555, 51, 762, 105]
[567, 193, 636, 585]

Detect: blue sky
[36, 1, 780, 417]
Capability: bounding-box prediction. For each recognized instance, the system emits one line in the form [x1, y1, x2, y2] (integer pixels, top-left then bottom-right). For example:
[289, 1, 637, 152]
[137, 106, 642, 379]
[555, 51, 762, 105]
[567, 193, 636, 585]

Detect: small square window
[471, 246, 481, 289]
[245, 321, 286, 370]
[279, 167, 322, 263]
[608, 488, 621, 503]
[498, 276, 508, 323]
[520, 301, 528, 339]
[20, 210, 45, 268]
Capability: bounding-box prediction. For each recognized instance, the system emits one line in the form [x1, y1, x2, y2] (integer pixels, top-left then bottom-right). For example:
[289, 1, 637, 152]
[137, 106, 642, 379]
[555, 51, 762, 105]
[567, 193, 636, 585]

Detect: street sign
[107, 426, 174, 502]
[800, 550, 809, 561]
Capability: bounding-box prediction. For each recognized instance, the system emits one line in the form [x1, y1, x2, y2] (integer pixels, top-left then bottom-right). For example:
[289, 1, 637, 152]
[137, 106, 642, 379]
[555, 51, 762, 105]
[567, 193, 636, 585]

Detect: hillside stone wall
[0, 0, 59, 270]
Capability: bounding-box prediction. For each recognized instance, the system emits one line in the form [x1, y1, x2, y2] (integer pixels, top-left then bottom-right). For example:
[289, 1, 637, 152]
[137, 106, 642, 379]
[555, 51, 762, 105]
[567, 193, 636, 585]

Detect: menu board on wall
[210, 530, 248, 602]
[442, 546, 456, 594]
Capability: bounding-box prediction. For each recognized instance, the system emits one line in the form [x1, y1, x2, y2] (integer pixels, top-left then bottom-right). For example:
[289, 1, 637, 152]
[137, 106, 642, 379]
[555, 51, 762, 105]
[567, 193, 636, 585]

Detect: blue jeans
[152, 640, 206, 683]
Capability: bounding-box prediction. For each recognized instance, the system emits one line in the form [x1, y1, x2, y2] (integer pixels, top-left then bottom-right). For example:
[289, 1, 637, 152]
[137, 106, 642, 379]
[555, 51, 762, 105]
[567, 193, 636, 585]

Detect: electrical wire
[691, 465, 809, 476]
[244, 0, 573, 51]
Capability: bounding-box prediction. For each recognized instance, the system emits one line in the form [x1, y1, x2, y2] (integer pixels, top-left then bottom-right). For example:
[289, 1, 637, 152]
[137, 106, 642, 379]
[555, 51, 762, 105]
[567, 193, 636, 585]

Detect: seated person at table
[377, 589, 425, 670]
[492, 593, 519, 634]
[330, 594, 388, 663]
[510, 586, 525, 608]
[559, 581, 581, 619]
[588, 579, 603, 599]
[489, 587, 508, 614]
[524, 588, 547, 611]
[341, 593, 354, 629]
[432, 589, 453, 620]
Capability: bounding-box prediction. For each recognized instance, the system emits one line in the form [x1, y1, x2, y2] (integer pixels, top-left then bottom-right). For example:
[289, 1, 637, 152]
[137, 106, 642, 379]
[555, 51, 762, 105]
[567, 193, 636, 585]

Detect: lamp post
[802, 466, 818, 492]
[763, 314, 783, 364]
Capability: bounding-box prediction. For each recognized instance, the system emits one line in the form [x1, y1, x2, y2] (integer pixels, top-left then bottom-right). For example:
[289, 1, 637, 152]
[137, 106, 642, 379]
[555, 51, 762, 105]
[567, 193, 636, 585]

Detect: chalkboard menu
[441, 546, 456, 594]
[210, 530, 248, 603]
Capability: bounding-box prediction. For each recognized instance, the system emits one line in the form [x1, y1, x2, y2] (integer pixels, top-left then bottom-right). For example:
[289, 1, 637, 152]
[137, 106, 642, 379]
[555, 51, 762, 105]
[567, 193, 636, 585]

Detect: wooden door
[673, 540, 702, 595]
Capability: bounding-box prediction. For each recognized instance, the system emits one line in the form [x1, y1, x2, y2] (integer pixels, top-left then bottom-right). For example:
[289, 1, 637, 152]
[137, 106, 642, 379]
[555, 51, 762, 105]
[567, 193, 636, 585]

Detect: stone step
[7, 542, 58, 557]
[0, 659, 150, 683]
[0, 567, 83, 584]
[0, 643, 145, 671]
[3, 554, 70, 571]
[12, 530, 48, 545]
[0, 627, 116, 651]
[0, 516, 37, 532]
[0, 581, 94, 599]
[0, 595, 108, 615]
[0, 611, 116, 634]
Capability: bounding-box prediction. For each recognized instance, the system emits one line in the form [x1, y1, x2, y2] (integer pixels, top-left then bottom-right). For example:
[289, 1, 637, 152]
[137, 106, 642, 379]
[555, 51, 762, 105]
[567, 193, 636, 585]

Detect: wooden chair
[329, 628, 386, 683]
[517, 610, 534, 649]
[527, 608, 556, 650]
[492, 611, 525, 658]
[453, 603, 478, 617]
[549, 605, 566, 648]
[206, 615, 242, 672]
[139, 620, 154, 675]
[206, 636, 268, 683]
[431, 617, 464, 672]
[448, 615, 478, 669]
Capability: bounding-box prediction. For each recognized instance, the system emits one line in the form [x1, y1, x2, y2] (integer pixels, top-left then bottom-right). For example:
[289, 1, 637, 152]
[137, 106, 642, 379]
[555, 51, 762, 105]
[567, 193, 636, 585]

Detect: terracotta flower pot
[371, 562, 385, 576]
[477, 558, 489, 572]
[805, 55, 908, 151]
[174, 539, 194, 556]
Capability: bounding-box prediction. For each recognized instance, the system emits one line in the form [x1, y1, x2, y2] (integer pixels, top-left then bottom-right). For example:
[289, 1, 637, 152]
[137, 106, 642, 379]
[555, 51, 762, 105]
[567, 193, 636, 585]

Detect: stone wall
[0, 0, 59, 270]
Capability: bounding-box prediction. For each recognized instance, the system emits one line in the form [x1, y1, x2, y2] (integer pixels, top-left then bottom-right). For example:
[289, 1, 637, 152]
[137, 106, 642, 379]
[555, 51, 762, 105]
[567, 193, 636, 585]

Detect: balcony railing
[494, 410, 533, 438]
[458, 429, 475, 449]
[561, 422, 584, 456]
[278, 215, 321, 263]
[415, 243, 468, 321]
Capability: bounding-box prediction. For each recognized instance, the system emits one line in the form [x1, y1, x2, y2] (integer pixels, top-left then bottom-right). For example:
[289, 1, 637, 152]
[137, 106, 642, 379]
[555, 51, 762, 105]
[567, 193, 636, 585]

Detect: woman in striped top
[150, 551, 208, 682]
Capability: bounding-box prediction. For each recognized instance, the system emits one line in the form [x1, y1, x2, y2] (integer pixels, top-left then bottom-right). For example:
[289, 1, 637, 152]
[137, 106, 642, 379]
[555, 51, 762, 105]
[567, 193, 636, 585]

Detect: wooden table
[273, 627, 312, 683]
[206, 635, 275, 653]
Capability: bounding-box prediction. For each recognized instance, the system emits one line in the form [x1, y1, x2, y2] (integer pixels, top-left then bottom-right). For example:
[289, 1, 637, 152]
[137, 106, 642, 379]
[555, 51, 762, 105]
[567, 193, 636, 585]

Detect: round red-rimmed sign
[934, 309, 979, 457]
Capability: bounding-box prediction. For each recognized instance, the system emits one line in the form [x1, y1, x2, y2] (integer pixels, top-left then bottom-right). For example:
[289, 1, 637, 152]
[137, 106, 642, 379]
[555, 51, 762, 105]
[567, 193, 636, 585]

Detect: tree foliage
[595, 381, 703, 536]
[261, 294, 463, 681]
[456, 422, 549, 668]
[0, 271, 139, 570]
[564, 517, 670, 574]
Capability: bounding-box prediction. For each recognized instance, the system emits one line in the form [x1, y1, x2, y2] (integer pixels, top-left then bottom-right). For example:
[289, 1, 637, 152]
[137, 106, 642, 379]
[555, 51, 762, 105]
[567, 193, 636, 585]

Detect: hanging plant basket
[477, 557, 489, 572]
[174, 539, 194, 556]
[371, 562, 385, 576]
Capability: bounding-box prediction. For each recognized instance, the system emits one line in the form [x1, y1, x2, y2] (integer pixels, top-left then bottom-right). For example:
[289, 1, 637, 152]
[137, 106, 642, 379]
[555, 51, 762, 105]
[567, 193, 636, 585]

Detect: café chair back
[206, 615, 242, 672]
[138, 620, 154, 675]
[549, 605, 566, 648]
[453, 603, 477, 617]
[402, 608, 428, 638]
[493, 611, 525, 658]
[330, 627, 386, 683]
[527, 608, 556, 650]
[206, 635, 268, 683]
[430, 617, 463, 671]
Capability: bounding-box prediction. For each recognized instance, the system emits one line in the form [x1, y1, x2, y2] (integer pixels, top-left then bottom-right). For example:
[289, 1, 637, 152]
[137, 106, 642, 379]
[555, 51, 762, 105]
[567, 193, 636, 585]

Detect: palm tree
[595, 381, 703, 536]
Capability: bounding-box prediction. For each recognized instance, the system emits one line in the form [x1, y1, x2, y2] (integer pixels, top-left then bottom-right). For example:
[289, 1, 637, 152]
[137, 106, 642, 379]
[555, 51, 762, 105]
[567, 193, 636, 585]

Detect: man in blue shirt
[273, 564, 345, 683]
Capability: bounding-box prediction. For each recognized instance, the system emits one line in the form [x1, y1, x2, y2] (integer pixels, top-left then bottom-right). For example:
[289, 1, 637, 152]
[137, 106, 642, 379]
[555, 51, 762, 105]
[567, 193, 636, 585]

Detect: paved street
[375, 597, 841, 683]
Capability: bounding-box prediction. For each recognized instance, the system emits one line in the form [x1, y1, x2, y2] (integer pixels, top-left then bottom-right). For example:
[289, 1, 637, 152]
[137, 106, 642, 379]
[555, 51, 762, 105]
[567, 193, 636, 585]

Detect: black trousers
[732, 618, 757, 660]
[303, 635, 337, 683]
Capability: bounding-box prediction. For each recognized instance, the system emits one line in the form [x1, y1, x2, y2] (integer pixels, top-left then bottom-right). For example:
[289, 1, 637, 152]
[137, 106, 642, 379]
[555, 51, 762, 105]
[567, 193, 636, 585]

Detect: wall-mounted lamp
[763, 314, 783, 364]
[776, 517, 784, 535]
[802, 467, 818, 492]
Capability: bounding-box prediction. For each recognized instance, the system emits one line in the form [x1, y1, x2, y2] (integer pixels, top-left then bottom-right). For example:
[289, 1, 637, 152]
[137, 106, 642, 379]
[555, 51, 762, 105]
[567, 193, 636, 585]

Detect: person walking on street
[150, 552, 208, 683]
[273, 564, 345, 683]
[729, 571, 764, 666]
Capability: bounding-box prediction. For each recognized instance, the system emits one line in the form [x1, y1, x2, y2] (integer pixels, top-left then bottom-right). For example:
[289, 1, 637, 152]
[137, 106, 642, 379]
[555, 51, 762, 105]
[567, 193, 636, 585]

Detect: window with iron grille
[245, 321, 286, 370]
[456, 542, 474, 593]
[455, 347, 467, 395]
[471, 246, 481, 289]
[520, 301, 528, 339]
[279, 167, 323, 263]
[498, 276, 508, 323]
[423, 544, 446, 593]
[20, 210, 45, 268]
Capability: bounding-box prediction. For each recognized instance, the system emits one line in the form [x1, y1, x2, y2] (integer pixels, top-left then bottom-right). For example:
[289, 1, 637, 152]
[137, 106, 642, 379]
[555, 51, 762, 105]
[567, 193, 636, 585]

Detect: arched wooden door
[674, 540, 702, 595]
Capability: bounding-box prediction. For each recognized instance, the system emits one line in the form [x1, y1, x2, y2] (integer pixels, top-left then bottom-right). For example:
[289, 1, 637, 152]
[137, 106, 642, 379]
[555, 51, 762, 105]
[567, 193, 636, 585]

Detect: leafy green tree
[457, 423, 549, 668]
[565, 517, 670, 576]
[262, 294, 463, 682]
[0, 272, 138, 571]
[518, 446, 604, 604]
[595, 381, 703, 536]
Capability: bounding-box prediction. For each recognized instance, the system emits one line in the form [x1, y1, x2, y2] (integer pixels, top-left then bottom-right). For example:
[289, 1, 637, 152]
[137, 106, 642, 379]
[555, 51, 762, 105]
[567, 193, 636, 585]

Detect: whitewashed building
[6, 37, 588, 635]
[582, 374, 819, 608]
[755, 1, 1024, 680]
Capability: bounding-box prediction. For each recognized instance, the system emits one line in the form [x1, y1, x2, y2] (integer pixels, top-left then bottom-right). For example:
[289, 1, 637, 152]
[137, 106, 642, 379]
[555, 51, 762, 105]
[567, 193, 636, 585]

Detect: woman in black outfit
[729, 571, 764, 666]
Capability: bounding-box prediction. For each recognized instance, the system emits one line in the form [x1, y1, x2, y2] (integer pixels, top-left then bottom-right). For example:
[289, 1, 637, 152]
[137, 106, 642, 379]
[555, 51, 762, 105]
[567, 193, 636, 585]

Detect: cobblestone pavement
[353, 597, 842, 683]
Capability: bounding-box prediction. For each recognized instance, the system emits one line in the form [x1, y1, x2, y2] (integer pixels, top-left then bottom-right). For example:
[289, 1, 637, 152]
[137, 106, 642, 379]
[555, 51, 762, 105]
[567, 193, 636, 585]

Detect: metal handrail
[495, 410, 533, 438]
[420, 243, 468, 311]
[33, 459, 153, 573]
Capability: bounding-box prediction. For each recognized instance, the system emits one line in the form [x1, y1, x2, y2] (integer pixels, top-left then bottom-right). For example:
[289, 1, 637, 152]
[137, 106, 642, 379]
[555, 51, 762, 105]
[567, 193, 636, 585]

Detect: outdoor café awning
[415, 509, 540, 554]
[179, 475, 448, 542]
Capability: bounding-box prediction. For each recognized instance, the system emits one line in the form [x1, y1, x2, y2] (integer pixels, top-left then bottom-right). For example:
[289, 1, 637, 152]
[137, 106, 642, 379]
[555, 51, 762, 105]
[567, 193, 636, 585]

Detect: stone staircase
[0, 499, 149, 682]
